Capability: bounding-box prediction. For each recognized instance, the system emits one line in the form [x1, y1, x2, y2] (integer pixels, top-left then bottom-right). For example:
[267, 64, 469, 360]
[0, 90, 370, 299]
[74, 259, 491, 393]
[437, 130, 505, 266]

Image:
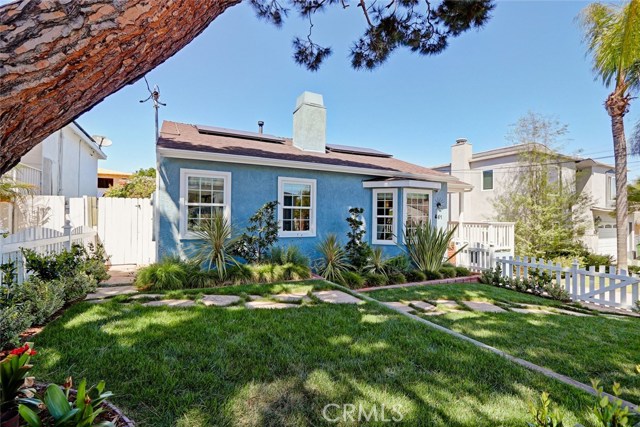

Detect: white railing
[497, 256, 639, 310]
[449, 221, 515, 253]
[457, 243, 496, 272]
[10, 163, 42, 193]
[0, 221, 97, 284]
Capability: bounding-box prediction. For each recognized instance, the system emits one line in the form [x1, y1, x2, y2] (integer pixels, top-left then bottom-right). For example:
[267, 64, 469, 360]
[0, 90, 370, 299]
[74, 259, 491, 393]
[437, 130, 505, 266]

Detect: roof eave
[157, 146, 458, 183]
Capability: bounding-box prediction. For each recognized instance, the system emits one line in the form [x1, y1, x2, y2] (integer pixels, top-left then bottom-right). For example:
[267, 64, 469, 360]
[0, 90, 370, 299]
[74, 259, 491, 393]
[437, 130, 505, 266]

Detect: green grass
[368, 283, 640, 403]
[27, 281, 606, 426]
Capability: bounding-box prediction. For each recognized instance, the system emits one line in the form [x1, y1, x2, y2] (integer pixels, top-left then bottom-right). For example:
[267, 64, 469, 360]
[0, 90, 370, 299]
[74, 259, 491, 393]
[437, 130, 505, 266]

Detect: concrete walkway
[85, 285, 137, 300]
[102, 265, 137, 286]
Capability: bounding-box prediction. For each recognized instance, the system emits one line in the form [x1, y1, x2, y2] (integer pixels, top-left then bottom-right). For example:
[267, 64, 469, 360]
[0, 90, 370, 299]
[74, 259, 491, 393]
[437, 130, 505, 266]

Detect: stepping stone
[130, 293, 163, 300]
[511, 308, 556, 315]
[462, 301, 506, 313]
[272, 293, 311, 303]
[551, 308, 592, 317]
[86, 299, 109, 304]
[202, 295, 241, 307]
[382, 301, 415, 313]
[421, 310, 446, 316]
[85, 285, 137, 300]
[245, 300, 298, 309]
[434, 300, 460, 308]
[142, 299, 195, 307]
[248, 294, 265, 301]
[409, 301, 436, 312]
[313, 290, 362, 304]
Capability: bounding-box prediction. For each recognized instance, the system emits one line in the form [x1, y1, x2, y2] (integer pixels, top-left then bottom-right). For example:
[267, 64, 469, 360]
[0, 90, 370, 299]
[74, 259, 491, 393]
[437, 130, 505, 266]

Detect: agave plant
[190, 212, 239, 281]
[364, 247, 388, 277]
[315, 234, 350, 283]
[402, 221, 465, 273]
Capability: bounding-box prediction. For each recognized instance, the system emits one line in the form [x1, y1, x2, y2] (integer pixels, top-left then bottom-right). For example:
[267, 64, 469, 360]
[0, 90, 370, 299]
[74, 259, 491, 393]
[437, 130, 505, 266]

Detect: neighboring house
[155, 92, 470, 260]
[433, 138, 635, 260]
[9, 121, 107, 197]
[97, 168, 132, 196]
[1, 122, 106, 232]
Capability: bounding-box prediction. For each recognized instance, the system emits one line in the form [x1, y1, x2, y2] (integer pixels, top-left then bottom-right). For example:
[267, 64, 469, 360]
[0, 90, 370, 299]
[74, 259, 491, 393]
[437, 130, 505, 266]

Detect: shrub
[135, 257, 188, 291]
[280, 263, 311, 281]
[387, 272, 407, 285]
[22, 247, 81, 281]
[365, 247, 388, 276]
[480, 265, 503, 286]
[0, 305, 33, 349]
[583, 252, 614, 269]
[17, 277, 65, 325]
[403, 221, 463, 273]
[345, 207, 372, 269]
[385, 255, 411, 274]
[424, 270, 443, 281]
[455, 266, 471, 277]
[527, 391, 565, 427]
[61, 272, 97, 302]
[406, 270, 426, 282]
[227, 264, 253, 284]
[268, 246, 309, 267]
[439, 266, 456, 278]
[80, 242, 110, 283]
[339, 271, 366, 289]
[365, 273, 387, 287]
[316, 234, 350, 283]
[629, 265, 640, 275]
[233, 201, 279, 263]
[190, 212, 239, 281]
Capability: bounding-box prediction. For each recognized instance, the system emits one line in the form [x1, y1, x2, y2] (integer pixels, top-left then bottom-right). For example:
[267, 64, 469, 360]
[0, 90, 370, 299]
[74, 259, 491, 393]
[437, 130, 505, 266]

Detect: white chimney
[451, 138, 472, 171]
[293, 91, 326, 153]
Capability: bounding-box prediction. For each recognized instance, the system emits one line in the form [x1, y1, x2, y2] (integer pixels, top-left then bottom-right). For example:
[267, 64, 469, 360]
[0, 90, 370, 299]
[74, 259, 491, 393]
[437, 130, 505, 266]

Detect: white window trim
[401, 189, 433, 243]
[179, 168, 232, 239]
[278, 177, 317, 237]
[372, 188, 398, 245]
[481, 170, 494, 191]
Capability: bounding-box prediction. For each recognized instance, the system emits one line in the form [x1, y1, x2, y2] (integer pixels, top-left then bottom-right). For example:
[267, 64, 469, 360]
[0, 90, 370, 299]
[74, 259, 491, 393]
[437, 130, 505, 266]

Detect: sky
[70, 0, 640, 177]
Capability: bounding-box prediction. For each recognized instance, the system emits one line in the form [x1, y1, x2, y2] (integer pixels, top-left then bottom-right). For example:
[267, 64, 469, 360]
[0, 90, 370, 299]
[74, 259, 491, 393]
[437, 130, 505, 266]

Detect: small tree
[493, 113, 593, 259]
[345, 207, 372, 269]
[233, 201, 279, 263]
[103, 168, 156, 198]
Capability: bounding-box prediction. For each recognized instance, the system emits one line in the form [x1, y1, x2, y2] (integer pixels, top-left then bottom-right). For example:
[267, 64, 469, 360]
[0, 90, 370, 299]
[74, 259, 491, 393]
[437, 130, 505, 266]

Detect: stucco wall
[157, 156, 449, 262]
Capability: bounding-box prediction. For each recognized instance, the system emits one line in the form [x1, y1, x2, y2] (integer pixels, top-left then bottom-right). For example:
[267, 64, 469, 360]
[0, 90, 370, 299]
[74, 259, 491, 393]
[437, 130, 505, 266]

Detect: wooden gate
[98, 198, 155, 265]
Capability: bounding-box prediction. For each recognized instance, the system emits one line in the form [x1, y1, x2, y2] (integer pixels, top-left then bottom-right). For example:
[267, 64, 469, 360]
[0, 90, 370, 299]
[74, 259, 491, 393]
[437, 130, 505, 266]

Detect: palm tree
[580, 0, 640, 269]
[0, 175, 34, 202]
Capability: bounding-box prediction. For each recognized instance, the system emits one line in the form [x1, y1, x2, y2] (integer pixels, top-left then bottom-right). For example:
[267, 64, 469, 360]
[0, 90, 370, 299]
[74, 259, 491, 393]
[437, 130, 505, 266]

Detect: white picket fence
[458, 243, 498, 272]
[496, 256, 640, 310]
[0, 221, 97, 284]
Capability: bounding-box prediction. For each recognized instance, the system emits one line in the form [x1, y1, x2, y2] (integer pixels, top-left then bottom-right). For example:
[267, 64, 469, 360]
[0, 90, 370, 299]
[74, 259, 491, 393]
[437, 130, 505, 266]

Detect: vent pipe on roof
[293, 91, 326, 153]
[258, 121, 264, 134]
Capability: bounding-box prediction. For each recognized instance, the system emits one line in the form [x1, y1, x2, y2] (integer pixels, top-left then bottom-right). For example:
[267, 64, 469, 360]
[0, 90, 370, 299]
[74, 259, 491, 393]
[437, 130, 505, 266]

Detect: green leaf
[76, 378, 87, 410]
[18, 404, 43, 427]
[53, 407, 79, 426]
[599, 396, 609, 408]
[43, 384, 72, 420]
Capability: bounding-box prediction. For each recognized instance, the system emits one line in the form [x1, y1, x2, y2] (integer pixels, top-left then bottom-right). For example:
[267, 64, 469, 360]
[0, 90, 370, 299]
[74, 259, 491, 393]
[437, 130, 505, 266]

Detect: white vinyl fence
[98, 197, 155, 265]
[496, 256, 639, 310]
[0, 221, 97, 284]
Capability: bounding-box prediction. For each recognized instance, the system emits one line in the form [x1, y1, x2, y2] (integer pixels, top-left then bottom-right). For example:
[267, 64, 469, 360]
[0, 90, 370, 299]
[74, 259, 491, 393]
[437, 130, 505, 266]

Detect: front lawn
[368, 283, 640, 403]
[27, 281, 601, 426]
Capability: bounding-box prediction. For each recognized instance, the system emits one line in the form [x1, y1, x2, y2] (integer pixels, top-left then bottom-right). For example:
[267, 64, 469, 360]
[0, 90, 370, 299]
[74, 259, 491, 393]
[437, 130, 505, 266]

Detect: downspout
[57, 130, 63, 195]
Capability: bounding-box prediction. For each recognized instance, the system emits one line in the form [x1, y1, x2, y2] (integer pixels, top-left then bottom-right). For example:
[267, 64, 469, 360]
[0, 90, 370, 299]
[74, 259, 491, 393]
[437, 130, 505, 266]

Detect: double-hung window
[278, 177, 316, 237]
[372, 189, 397, 244]
[403, 190, 431, 237]
[180, 169, 231, 238]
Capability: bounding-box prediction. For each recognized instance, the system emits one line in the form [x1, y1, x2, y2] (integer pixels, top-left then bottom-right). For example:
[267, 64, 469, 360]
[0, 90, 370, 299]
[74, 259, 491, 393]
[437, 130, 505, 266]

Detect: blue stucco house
[155, 92, 470, 261]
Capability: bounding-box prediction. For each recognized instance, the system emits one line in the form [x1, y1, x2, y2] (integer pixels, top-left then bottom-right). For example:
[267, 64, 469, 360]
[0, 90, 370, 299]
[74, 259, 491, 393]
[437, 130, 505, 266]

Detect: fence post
[63, 219, 72, 251]
[570, 259, 579, 299]
[489, 245, 496, 271]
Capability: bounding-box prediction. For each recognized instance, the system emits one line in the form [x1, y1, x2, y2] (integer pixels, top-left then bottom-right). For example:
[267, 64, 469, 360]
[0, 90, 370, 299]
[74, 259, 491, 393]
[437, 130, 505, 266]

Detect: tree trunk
[0, 0, 241, 175]
[606, 91, 630, 270]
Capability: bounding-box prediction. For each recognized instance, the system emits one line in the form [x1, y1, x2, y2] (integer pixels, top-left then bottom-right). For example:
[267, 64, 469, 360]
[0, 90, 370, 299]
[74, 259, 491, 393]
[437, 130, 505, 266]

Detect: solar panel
[326, 144, 392, 158]
[196, 125, 285, 144]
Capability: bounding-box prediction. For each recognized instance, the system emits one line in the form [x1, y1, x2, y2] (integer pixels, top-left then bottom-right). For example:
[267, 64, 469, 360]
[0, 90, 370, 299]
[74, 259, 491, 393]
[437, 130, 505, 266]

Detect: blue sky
[75, 0, 640, 177]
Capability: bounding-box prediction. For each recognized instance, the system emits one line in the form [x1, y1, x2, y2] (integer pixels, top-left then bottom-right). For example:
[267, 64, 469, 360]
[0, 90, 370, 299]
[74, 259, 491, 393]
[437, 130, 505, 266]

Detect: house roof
[157, 121, 471, 188]
[434, 142, 614, 169]
[98, 168, 132, 178]
[69, 121, 107, 160]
